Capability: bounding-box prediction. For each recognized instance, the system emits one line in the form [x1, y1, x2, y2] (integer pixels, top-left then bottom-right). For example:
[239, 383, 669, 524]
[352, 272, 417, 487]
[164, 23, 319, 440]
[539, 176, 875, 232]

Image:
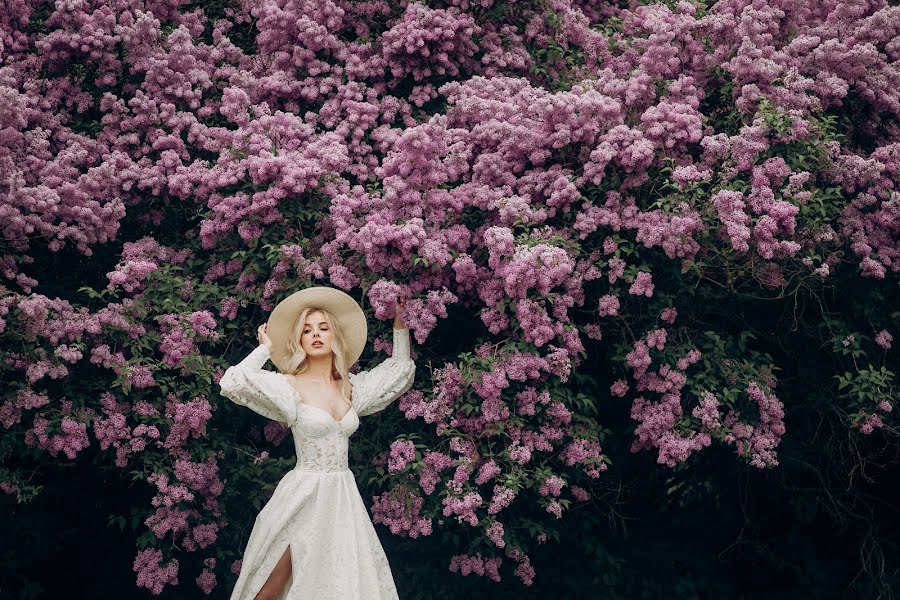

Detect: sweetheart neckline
[300, 400, 355, 424]
[299, 400, 354, 425]
[280, 376, 355, 424]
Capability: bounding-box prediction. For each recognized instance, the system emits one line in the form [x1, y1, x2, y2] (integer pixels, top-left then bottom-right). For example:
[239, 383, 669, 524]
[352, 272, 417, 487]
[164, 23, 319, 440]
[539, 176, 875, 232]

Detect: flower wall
[1, 0, 898, 597]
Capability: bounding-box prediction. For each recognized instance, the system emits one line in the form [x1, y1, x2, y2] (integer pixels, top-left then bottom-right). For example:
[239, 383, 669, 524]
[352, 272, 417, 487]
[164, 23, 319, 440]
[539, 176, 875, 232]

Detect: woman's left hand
[394, 297, 406, 329]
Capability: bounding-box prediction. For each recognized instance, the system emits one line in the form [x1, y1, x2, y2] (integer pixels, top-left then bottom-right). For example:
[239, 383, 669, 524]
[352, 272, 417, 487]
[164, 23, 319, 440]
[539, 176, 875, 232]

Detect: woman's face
[301, 311, 332, 356]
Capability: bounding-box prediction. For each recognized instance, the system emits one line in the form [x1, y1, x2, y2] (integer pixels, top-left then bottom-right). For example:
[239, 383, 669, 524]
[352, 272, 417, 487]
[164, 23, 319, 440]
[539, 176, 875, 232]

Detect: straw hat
[265, 286, 368, 373]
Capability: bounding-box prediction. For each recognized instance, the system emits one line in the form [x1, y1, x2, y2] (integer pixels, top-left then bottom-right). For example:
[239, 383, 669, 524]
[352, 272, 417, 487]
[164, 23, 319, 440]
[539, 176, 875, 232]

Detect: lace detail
[291, 403, 358, 472]
[230, 468, 401, 600]
[219, 344, 297, 426]
[220, 328, 415, 600]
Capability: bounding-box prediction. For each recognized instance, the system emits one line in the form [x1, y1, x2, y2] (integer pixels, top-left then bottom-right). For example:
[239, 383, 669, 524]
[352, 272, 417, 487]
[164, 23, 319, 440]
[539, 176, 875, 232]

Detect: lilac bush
[1, 0, 898, 596]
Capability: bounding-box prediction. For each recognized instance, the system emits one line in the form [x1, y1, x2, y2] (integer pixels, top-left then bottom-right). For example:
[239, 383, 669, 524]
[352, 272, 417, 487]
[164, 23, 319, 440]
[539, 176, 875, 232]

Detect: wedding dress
[219, 327, 416, 600]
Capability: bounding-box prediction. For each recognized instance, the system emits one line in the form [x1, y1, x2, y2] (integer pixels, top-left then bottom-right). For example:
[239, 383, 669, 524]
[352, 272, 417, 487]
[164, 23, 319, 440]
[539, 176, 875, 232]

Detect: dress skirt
[229, 466, 399, 600]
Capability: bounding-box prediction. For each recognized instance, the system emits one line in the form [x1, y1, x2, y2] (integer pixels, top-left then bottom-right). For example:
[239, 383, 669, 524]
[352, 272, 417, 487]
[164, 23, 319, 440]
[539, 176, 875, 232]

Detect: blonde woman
[219, 286, 415, 600]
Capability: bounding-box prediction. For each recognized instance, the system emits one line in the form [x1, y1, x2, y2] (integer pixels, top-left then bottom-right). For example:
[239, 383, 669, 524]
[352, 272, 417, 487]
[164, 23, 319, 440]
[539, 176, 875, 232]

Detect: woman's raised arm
[219, 344, 298, 427]
[349, 327, 416, 418]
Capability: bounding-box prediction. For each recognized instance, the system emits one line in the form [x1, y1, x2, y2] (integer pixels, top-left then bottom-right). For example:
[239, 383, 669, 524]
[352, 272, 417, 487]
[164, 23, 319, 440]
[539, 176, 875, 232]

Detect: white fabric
[220, 327, 416, 600]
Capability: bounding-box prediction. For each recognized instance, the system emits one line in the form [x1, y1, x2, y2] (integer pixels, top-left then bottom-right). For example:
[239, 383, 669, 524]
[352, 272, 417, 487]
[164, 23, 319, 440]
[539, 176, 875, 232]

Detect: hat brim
[266, 286, 367, 373]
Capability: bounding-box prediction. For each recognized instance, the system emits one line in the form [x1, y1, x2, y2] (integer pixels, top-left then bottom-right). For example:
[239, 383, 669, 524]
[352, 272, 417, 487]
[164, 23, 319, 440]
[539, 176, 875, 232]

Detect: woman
[219, 286, 416, 600]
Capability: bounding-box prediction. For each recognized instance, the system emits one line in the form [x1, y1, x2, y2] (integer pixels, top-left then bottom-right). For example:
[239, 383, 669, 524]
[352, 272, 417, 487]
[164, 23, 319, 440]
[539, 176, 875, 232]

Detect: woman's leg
[253, 545, 292, 600]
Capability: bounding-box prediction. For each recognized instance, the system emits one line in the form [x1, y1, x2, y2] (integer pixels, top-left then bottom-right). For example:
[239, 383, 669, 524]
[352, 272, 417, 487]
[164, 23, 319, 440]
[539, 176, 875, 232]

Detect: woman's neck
[299, 354, 336, 382]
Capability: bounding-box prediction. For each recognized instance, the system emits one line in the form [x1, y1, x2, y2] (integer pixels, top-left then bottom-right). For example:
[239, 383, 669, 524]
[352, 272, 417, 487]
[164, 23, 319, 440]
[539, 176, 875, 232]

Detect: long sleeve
[349, 327, 416, 418]
[219, 344, 297, 427]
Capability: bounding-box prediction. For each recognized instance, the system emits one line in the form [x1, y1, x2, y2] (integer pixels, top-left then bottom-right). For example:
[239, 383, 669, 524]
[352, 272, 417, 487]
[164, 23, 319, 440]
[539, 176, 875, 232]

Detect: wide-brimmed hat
[266, 286, 368, 373]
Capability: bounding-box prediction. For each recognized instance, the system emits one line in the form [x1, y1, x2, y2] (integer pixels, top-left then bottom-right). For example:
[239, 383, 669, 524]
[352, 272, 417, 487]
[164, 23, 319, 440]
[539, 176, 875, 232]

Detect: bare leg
[253, 545, 292, 600]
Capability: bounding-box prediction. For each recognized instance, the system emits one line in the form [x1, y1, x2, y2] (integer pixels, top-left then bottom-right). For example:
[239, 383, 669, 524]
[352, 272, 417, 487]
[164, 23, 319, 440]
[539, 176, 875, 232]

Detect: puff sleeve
[219, 344, 297, 427]
[349, 327, 416, 418]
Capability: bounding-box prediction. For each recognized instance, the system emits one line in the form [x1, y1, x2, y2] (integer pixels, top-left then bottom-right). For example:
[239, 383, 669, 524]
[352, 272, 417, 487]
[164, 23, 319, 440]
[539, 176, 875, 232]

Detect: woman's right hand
[257, 323, 273, 352]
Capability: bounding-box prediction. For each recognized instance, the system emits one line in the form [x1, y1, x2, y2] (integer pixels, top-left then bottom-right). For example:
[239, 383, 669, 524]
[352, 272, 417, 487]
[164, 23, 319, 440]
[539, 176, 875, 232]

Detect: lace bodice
[219, 328, 416, 472]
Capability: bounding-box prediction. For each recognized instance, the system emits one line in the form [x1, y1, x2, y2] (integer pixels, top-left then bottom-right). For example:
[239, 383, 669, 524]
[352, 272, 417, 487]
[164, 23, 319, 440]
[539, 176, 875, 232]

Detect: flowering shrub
[1, 0, 897, 597]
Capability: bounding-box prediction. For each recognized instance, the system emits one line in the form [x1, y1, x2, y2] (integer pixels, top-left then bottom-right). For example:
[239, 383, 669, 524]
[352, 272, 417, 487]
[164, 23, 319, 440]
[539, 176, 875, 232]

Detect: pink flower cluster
[628, 327, 787, 468]
[852, 399, 894, 435]
[106, 237, 191, 294]
[562, 438, 607, 478]
[442, 491, 483, 526]
[474, 459, 501, 485]
[195, 557, 217, 595]
[387, 439, 416, 473]
[414, 450, 450, 494]
[448, 552, 503, 582]
[93, 408, 162, 468]
[488, 485, 517, 515]
[133, 548, 179, 595]
[875, 329, 893, 350]
[163, 395, 214, 450]
[380, 4, 479, 85]
[370, 485, 434, 538]
[24, 412, 91, 459]
[486, 521, 506, 548]
[722, 382, 786, 468]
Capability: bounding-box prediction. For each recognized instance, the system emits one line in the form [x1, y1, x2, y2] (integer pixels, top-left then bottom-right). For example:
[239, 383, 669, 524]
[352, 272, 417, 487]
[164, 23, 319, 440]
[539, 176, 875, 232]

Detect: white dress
[219, 327, 416, 600]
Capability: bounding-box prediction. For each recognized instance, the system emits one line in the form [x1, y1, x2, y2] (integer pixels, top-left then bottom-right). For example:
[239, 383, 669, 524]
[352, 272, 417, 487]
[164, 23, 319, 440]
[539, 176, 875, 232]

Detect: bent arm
[351, 327, 416, 417]
[219, 344, 297, 427]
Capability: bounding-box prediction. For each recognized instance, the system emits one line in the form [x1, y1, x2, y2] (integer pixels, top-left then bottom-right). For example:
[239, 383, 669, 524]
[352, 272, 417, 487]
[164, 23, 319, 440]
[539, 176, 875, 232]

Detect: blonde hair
[280, 307, 352, 402]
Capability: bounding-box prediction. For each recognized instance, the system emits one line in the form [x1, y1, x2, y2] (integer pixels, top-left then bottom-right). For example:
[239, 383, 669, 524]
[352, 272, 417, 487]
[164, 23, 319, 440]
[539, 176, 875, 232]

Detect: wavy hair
[279, 307, 352, 403]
